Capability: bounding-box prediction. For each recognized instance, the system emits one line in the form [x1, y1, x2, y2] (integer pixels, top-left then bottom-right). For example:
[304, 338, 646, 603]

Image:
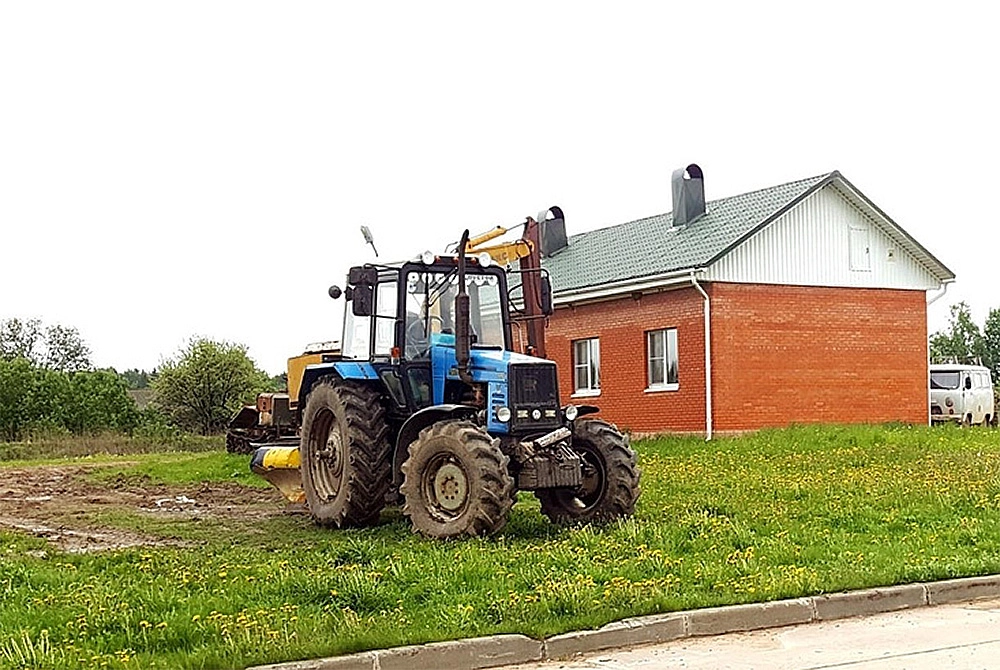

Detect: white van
[929, 364, 995, 426]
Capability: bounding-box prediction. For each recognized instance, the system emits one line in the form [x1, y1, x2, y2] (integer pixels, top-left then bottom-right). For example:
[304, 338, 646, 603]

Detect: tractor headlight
[477, 252, 493, 268]
[945, 397, 954, 408]
[495, 406, 512, 423]
[421, 250, 435, 265]
[564, 405, 579, 421]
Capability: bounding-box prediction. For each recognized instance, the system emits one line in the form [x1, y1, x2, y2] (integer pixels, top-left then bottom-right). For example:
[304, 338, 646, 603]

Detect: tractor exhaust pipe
[455, 229, 473, 383]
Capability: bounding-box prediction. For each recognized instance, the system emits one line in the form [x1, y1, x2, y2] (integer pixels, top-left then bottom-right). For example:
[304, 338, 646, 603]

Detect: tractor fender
[297, 362, 379, 408]
[575, 404, 601, 418]
[392, 404, 478, 487]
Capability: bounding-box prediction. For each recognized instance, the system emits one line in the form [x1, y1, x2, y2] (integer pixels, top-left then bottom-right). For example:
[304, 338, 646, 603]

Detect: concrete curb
[247, 575, 1000, 670]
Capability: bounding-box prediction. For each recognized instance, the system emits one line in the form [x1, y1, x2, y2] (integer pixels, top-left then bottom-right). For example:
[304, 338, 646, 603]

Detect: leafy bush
[0, 358, 140, 441]
[152, 338, 270, 435]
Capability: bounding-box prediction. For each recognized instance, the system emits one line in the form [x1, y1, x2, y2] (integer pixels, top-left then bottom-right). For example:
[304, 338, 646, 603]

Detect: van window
[930, 371, 961, 390]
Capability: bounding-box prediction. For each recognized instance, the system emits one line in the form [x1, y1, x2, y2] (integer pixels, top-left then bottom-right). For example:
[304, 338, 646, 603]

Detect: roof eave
[553, 267, 704, 305]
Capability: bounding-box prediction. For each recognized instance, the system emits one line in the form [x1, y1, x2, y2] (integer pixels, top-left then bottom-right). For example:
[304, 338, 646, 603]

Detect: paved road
[498, 597, 1000, 669]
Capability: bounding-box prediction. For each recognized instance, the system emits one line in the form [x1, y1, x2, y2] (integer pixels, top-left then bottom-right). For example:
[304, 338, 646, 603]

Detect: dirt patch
[0, 463, 289, 553]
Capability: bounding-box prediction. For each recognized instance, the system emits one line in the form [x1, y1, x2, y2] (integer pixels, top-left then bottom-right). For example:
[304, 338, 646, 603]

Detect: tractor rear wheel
[300, 380, 391, 527]
[400, 420, 514, 538]
[535, 419, 640, 525]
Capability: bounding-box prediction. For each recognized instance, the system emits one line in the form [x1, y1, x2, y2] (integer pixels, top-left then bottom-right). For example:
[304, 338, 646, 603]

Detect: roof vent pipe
[538, 206, 568, 257]
[671, 163, 706, 226]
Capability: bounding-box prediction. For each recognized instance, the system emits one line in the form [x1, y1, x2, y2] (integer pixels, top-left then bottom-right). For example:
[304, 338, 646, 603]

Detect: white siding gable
[704, 183, 941, 290]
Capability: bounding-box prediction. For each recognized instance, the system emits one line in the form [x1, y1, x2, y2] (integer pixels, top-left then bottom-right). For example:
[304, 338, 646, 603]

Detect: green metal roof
[541, 172, 833, 294]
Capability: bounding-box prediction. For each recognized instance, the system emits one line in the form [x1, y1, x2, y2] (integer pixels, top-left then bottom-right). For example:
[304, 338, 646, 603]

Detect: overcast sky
[2, 2, 997, 375]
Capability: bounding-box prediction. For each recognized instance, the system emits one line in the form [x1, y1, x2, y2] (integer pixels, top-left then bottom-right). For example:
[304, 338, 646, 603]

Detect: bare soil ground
[0, 463, 287, 553]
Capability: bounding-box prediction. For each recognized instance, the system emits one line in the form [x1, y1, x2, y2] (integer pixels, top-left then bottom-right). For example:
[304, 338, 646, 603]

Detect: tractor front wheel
[535, 419, 640, 525]
[400, 420, 514, 538]
[300, 380, 391, 527]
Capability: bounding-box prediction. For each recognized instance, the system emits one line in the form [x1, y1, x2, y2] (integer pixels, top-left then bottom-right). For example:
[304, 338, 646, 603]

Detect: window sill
[571, 389, 601, 398]
[645, 384, 679, 393]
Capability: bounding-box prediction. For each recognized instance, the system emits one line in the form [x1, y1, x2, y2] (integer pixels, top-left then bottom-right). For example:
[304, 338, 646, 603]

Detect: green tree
[0, 357, 35, 441]
[120, 368, 156, 389]
[929, 302, 988, 365]
[0, 323, 139, 441]
[64, 370, 140, 433]
[0, 318, 92, 371]
[0, 318, 42, 362]
[983, 308, 1000, 382]
[267, 371, 288, 393]
[43, 324, 92, 372]
[152, 338, 269, 435]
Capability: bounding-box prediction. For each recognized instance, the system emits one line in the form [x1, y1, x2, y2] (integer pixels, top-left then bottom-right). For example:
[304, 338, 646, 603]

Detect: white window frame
[646, 328, 679, 392]
[572, 338, 601, 397]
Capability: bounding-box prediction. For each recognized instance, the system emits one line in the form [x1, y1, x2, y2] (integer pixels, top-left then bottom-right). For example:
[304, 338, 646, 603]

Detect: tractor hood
[430, 333, 551, 381]
[428, 333, 558, 420]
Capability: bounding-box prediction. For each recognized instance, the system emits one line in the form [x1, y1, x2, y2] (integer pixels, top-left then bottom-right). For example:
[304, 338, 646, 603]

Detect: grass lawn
[2, 423, 1000, 669]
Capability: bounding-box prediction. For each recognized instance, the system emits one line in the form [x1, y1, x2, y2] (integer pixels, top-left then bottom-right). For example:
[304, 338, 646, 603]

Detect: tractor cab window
[374, 281, 397, 356]
[404, 268, 505, 360]
[342, 310, 370, 360]
[343, 280, 397, 360]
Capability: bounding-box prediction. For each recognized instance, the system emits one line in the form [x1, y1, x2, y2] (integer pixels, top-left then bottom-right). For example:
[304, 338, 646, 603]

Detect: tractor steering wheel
[406, 315, 444, 358]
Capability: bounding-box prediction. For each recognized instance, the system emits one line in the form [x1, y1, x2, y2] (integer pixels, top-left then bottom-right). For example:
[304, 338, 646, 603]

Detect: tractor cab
[337, 258, 512, 412]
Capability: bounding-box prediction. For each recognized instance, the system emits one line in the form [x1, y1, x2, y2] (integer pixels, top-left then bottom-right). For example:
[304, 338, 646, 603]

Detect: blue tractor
[287, 225, 640, 538]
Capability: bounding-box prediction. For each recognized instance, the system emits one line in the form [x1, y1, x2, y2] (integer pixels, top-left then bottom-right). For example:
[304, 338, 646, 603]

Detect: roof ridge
[567, 171, 835, 242]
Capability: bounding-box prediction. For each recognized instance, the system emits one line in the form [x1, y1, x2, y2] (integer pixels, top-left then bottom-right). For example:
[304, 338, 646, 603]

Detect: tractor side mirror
[347, 266, 378, 316]
[352, 284, 374, 316]
[540, 275, 554, 316]
[328, 285, 343, 300]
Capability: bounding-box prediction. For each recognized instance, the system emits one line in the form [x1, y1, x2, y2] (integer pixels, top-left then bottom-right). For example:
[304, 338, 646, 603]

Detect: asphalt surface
[497, 596, 1000, 670]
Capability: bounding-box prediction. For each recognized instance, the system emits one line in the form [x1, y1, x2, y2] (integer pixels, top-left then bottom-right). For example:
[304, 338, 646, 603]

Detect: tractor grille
[509, 363, 561, 432]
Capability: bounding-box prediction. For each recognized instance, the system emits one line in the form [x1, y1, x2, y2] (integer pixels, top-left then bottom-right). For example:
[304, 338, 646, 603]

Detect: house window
[647, 328, 679, 391]
[572, 338, 600, 395]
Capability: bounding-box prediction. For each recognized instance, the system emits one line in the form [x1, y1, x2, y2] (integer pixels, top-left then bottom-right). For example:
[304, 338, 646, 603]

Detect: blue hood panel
[429, 340, 553, 434]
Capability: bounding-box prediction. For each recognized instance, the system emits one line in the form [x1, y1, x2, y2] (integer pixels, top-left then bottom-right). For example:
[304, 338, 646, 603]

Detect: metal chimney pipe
[671, 164, 706, 226]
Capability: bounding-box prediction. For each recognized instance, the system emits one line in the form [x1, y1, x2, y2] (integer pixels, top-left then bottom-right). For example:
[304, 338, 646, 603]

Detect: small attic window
[849, 225, 871, 272]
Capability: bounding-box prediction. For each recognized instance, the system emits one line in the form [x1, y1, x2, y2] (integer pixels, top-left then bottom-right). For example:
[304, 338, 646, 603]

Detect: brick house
[533, 166, 955, 436]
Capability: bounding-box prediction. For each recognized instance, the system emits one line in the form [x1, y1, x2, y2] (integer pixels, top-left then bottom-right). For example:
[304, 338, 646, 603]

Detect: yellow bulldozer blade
[250, 445, 304, 504]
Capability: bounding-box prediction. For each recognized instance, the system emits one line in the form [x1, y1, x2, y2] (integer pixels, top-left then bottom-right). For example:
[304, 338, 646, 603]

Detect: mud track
[0, 463, 287, 553]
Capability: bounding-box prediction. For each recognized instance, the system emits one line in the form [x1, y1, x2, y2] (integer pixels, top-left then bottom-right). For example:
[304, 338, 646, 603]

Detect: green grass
[2, 423, 1000, 669]
[86, 451, 270, 489]
[0, 432, 223, 463]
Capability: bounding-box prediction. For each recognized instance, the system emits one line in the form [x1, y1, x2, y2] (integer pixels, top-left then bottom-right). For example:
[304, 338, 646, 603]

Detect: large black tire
[535, 419, 640, 525]
[300, 380, 391, 527]
[400, 420, 514, 538]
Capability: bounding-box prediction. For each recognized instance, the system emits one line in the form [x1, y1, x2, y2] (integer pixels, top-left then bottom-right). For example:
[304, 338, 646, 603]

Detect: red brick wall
[710, 283, 928, 431]
[542, 287, 708, 434]
[539, 282, 929, 434]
